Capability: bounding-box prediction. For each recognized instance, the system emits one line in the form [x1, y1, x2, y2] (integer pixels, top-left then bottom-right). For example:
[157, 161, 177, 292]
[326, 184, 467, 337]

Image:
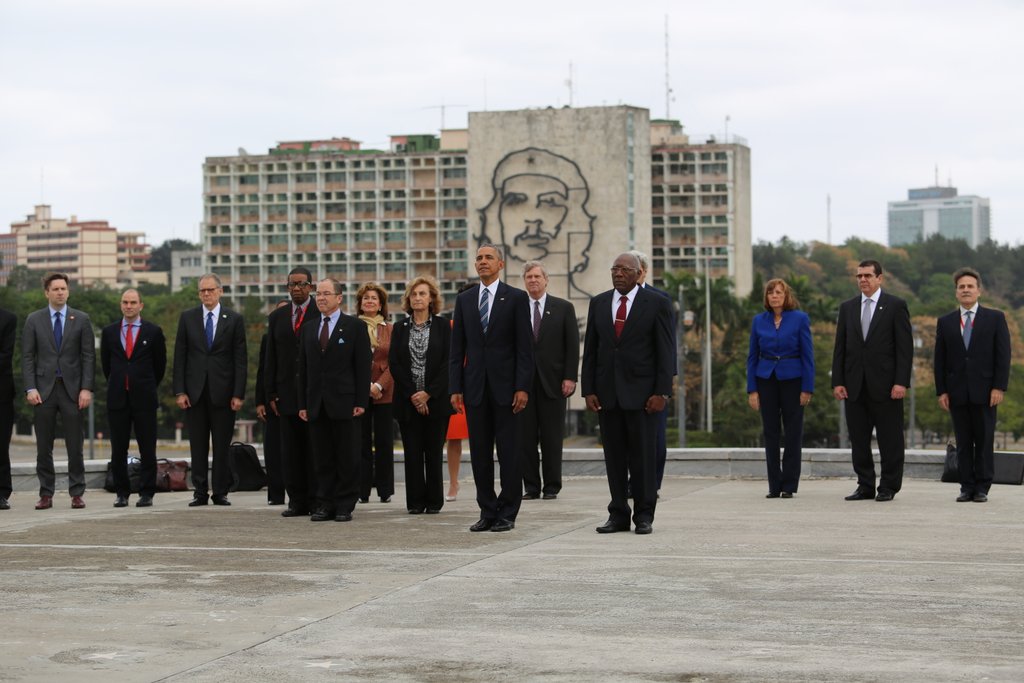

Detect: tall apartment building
[0, 233, 15, 285]
[888, 186, 991, 248]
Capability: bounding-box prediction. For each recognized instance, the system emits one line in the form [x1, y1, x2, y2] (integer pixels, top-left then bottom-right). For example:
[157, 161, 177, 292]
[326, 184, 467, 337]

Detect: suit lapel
[863, 294, 885, 342]
[620, 289, 646, 341]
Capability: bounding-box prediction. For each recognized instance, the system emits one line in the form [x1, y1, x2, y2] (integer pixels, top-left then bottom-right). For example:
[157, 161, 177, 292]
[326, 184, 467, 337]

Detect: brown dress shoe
[35, 496, 53, 510]
[71, 496, 86, 509]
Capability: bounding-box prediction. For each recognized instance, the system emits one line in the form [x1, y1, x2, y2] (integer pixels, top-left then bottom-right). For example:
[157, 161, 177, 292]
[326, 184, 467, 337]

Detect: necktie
[479, 287, 490, 333]
[532, 300, 542, 341]
[614, 296, 627, 339]
[293, 306, 303, 335]
[319, 317, 330, 351]
[124, 323, 135, 390]
[205, 311, 214, 349]
[861, 299, 872, 340]
[962, 311, 973, 349]
[53, 311, 63, 349]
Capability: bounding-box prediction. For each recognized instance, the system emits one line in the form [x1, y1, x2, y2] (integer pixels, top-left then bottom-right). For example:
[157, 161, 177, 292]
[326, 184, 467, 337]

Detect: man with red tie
[581, 253, 674, 535]
[101, 289, 167, 507]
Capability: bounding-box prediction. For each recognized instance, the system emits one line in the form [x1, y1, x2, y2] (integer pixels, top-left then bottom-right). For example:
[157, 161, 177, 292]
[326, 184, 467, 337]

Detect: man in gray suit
[22, 272, 95, 510]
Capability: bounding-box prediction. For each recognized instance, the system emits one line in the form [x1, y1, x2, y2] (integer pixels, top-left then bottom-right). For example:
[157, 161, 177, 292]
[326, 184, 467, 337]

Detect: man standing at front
[22, 272, 95, 510]
[101, 289, 167, 507]
[173, 274, 247, 507]
[520, 260, 578, 501]
[934, 268, 1011, 503]
[297, 278, 370, 523]
[832, 260, 913, 502]
[581, 253, 674, 535]
[450, 244, 534, 532]
[0, 305, 18, 510]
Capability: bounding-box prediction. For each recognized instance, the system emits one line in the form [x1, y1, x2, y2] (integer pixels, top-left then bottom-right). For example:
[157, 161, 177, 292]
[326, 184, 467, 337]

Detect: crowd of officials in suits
[0, 253, 1011, 527]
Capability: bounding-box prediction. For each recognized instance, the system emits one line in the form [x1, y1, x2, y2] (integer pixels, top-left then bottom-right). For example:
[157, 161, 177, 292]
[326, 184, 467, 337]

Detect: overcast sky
[2, 0, 1021, 251]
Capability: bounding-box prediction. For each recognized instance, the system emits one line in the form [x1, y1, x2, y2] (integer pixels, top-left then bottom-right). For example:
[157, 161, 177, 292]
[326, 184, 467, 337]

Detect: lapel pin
[222, 314, 228, 319]
[69, 315, 76, 321]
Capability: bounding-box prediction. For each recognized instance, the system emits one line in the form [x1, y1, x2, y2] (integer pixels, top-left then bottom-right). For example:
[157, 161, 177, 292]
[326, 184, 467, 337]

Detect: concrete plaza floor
[1, 476, 1022, 682]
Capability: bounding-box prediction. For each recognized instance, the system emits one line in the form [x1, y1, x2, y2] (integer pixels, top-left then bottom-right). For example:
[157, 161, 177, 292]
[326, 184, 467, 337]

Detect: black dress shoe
[634, 521, 653, 535]
[875, 491, 894, 502]
[522, 492, 540, 500]
[335, 513, 353, 522]
[780, 492, 794, 499]
[136, 496, 153, 507]
[380, 496, 391, 503]
[188, 496, 209, 507]
[973, 492, 988, 503]
[212, 495, 231, 506]
[542, 493, 557, 500]
[358, 497, 369, 504]
[114, 495, 129, 508]
[844, 490, 874, 501]
[0, 497, 9, 510]
[765, 492, 781, 499]
[596, 519, 630, 534]
[268, 499, 285, 506]
[469, 518, 494, 532]
[956, 492, 974, 503]
[491, 519, 515, 532]
[425, 508, 441, 514]
[408, 508, 425, 514]
[310, 509, 334, 522]
[281, 508, 309, 517]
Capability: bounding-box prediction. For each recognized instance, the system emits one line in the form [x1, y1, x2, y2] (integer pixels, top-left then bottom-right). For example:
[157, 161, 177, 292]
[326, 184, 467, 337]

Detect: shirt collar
[960, 304, 979, 316]
[617, 284, 640, 302]
[49, 305, 67, 317]
[530, 292, 547, 310]
[122, 317, 141, 327]
[861, 289, 881, 305]
[203, 303, 222, 319]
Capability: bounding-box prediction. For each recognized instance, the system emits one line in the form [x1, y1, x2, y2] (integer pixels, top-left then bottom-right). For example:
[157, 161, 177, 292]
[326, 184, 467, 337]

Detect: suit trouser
[398, 411, 446, 512]
[185, 390, 235, 498]
[951, 402, 997, 495]
[757, 375, 804, 494]
[520, 377, 565, 496]
[0, 396, 13, 499]
[359, 402, 395, 499]
[599, 406, 658, 526]
[654, 407, 668, 490]
[280, 413, 317, 512]
[35, 381, 85, 497]
[466, 387, 522, 523]
[310, 411, 360, 515]
[845, 393, 905, 495]
[109, 396, 158, 497]
[263, 412, 284, 503]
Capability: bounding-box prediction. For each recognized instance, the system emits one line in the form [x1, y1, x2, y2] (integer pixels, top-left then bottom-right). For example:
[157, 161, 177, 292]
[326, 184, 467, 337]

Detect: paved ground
[1, 475, 1023, 682]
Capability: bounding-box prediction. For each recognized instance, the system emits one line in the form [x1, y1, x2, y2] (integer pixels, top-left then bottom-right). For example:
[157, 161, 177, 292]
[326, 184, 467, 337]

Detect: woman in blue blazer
[746, 279, 815, 498]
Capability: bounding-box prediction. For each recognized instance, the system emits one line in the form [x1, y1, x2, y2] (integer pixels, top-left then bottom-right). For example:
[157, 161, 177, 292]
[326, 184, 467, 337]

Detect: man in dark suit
[450, 244, 534, 532]
[101, 289, 167, 508]
[582, 253, 674, 535]
[934, 267, 1011, 503]
[23, 272, 95, 510]
[0, 306, 15, 510]
[832, 259, 913, 502]
[256, 300, 290, 506]
[298, 278, 371, 522]
[520, 260, 578, 501]
[264, 267, 319, 517]
[173, 274, 247, 507]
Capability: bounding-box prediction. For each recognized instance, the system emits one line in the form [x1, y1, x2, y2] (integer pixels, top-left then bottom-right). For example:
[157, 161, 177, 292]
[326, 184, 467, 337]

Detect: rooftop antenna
[934, 164, 939, 187]
[664, 15, 674, 118]
[827, 193, 832, 245]
[423, 103, 467, 130]
[565, 62, 574, 106]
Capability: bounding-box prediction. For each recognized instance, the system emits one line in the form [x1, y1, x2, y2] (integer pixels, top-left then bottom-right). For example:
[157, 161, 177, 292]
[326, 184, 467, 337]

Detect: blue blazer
[746, 310, 815, 393]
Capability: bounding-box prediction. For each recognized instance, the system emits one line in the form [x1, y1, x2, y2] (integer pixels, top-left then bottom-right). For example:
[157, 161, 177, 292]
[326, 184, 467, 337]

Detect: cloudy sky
[2, 0, 1021, 249]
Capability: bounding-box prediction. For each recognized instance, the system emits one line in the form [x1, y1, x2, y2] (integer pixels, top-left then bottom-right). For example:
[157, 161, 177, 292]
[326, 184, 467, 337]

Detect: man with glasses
[832, 260, 913, 502]
[173, 274, 248, 506]
[264, 267, 320, 517]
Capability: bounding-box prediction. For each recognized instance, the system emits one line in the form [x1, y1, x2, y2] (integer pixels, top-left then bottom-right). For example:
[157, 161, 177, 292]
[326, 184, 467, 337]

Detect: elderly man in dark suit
[832, 259, 913, 502]
[173, 274, 247, 507]
[582, 253, 674, 535]
[298, 278, 371, 523]
[934, 267, 1011, 503]
[101, 289, 167, 508]
[450, 244, 535, 533]
[23, 272, 95, 510]
[0, 306, 16, 510]
[519, 260, 578, 501]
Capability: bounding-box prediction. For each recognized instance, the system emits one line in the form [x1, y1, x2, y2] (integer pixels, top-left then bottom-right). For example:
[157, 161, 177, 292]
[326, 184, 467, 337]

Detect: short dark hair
[43, 272, 70, 290]
[858, 260, 883, 276]
[288, 266, 314, 282]
[953, 267, 982, 287]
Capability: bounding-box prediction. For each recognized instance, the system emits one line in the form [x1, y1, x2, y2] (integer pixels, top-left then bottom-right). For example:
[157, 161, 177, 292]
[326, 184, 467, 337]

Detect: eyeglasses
[610, 266, 637, 274]
[287, 281, 312, 288]
[315, 291, 339, 298]
[198, 288, 219, 294]
[855, 274, 877, 280]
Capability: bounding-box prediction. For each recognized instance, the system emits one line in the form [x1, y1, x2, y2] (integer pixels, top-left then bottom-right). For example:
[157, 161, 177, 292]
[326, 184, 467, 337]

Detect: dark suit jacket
[450, 280, 534, 407]
[297, 311, 371, 421]
[581, 286, 674, 410]
[0, 308, 15, 400]
[530, 295, 579, 399]
[389, 315, 453, 422]
[263, 301, 318, 415]
[934, 306, 1010, 406]
[101, 319, 167, 411]
[172, 305, 247, 405]
[22, 306, 95, 402]
[831, 291, 913, 402]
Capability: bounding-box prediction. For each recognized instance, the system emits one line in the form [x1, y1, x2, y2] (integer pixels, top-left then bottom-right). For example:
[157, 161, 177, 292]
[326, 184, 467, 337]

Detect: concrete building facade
[888, 186, 991, 248]
[170, 249, 205, 291]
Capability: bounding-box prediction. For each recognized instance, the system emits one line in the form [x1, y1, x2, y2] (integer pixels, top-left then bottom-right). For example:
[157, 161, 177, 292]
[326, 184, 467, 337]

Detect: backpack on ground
[228, 442, 267, 492]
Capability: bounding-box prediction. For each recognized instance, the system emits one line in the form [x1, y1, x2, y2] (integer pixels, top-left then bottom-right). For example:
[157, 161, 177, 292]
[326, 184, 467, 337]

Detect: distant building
[0, 233, 15, 285]
[170, 249, 205, 290]
[888, 186, 991, 248]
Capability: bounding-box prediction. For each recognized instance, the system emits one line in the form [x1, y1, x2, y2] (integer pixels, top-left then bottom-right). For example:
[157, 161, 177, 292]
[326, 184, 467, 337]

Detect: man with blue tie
[22, 272, 95, 510]
[934, 268, 1011, 503]
[101, 289, 167, 507]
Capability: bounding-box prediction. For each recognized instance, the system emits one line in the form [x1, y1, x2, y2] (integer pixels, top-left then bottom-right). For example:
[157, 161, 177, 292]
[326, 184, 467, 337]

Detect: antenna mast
[664, 15, 672, 118]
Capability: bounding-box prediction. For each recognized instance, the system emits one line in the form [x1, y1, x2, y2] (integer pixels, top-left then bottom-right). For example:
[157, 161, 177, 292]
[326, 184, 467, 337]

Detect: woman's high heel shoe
[445, 481, 460, 502]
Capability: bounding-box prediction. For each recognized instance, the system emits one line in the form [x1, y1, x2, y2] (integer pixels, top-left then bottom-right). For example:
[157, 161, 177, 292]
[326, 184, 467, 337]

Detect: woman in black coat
[389, 276, 452, 514]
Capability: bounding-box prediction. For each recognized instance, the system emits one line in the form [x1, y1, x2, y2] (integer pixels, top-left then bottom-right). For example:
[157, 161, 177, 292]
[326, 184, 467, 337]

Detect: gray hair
[522, 260, 548, 278]
[198, 273, 223, 288]
[629, 250, 649, 271]
[478, 243, 506, 261]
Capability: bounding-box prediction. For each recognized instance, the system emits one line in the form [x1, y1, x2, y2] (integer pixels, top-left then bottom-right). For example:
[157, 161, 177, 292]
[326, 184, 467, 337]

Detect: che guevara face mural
[477, 147, 595, 298]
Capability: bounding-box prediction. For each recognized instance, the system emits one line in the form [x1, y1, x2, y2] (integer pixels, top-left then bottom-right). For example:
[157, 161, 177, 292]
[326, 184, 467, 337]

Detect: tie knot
[621, 296, 628, 303]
